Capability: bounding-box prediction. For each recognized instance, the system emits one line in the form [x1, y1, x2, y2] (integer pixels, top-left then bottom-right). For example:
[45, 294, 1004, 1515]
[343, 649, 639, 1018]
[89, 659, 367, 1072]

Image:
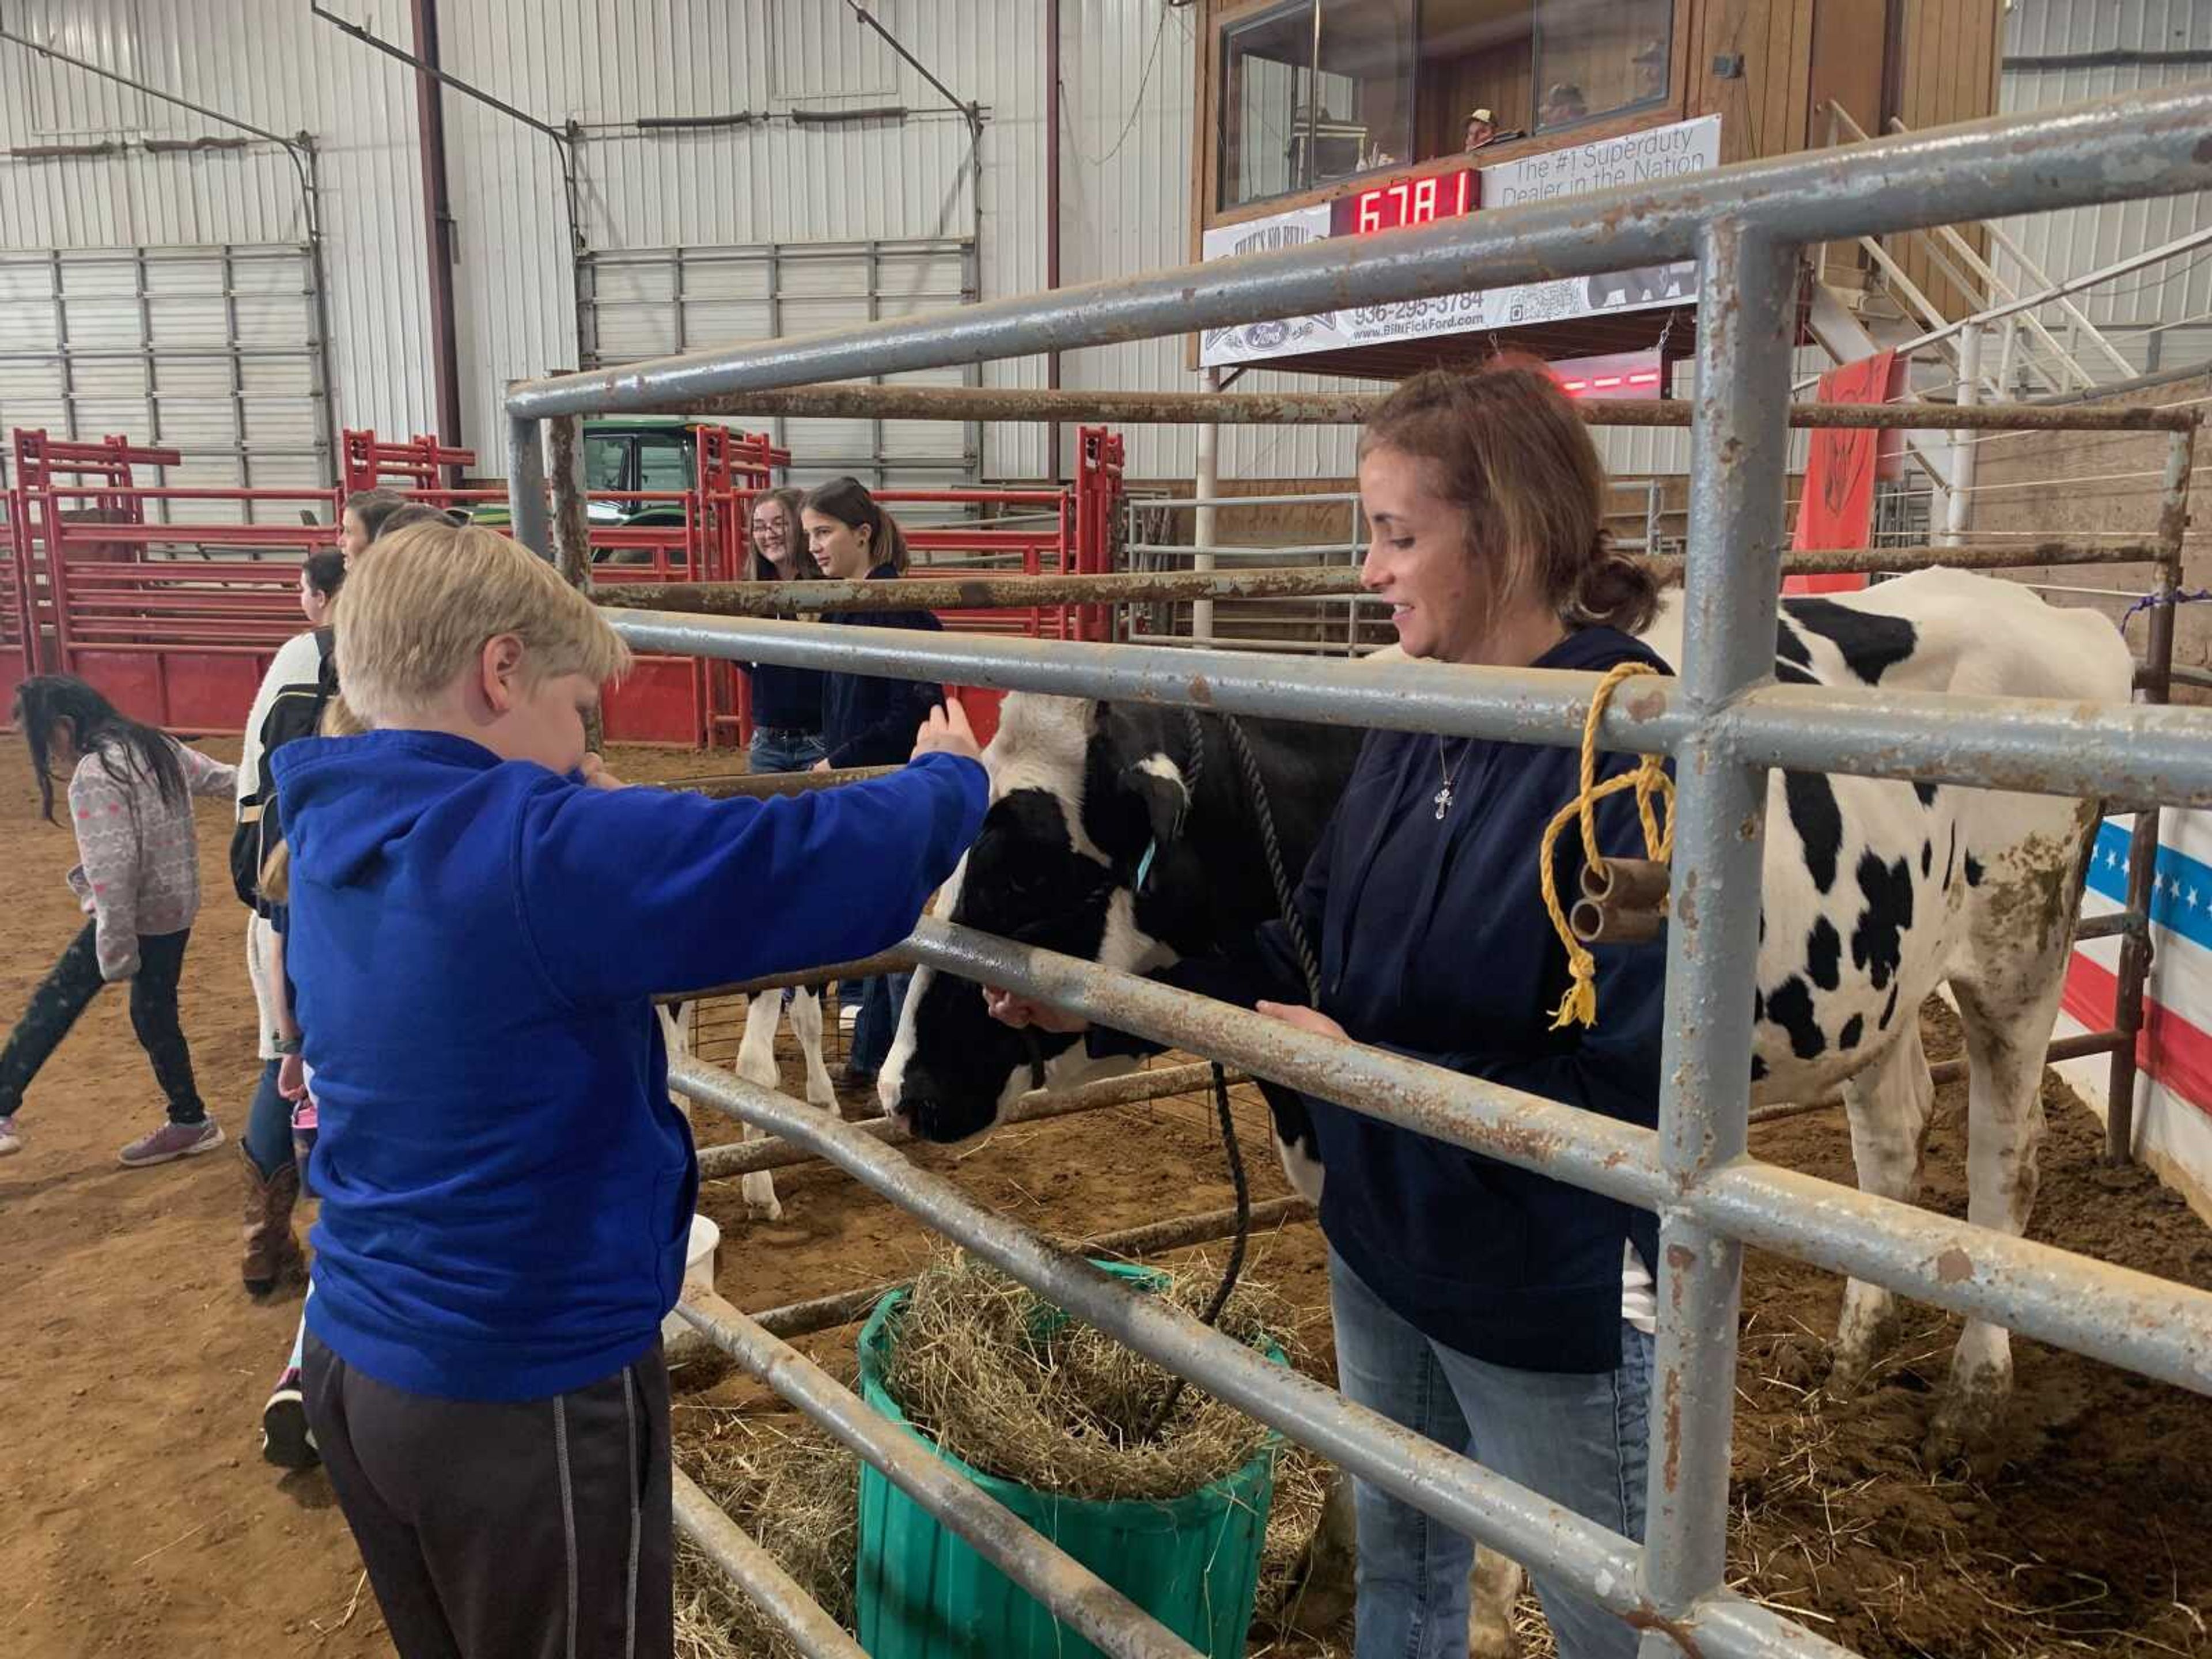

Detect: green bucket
[854, 1262, 1281, 1658]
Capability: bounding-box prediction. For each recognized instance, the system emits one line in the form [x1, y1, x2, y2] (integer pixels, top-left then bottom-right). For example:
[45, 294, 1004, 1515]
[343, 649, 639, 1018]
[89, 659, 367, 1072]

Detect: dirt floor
[2, 734, 2209, 1657]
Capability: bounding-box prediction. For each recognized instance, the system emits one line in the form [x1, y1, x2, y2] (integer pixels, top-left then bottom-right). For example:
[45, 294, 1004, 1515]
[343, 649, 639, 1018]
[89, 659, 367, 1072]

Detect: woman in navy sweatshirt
[802, 476, 948, 1086]
[990, 361, 1668, 1659]
[740, 486, 828, 772]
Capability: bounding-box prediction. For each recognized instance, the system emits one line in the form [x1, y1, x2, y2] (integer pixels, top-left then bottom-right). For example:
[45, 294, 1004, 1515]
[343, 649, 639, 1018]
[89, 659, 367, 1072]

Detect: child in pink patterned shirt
[1, 675, 237, 1166]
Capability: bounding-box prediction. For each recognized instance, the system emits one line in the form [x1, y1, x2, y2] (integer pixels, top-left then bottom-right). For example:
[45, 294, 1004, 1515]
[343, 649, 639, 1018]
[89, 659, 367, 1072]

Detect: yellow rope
[1538, 662, 1674, 1031]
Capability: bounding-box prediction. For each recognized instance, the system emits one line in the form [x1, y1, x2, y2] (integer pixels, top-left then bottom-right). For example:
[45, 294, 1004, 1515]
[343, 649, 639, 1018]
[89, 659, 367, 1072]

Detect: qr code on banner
[1494, 279, 1581, 327]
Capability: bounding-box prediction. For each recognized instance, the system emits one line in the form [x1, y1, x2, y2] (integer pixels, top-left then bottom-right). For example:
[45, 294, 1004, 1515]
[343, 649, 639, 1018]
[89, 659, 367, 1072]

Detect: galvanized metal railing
[505, 85, 2212, 1659]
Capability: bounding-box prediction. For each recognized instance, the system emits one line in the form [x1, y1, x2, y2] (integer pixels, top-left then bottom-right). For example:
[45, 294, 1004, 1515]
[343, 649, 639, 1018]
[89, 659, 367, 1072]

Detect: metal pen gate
[502, 86, 2212, 1659]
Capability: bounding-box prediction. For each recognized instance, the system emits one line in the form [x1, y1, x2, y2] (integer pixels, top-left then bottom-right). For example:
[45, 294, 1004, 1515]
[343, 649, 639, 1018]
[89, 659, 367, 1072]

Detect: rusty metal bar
[698, 1060, 1244, 1181]
[2105, 423, 2196, 1164]
[665, 763, 900, 799]
[594, 540, 2177, 620]
[603, 379, 2199, 434]
[1638, 218, 1793, 1627]
[506, 413, 549, 556]
[747, 1195, 1313, 1340]
[607, 613, 2212, 809]
[671, 1469, 869, 1659]
[1745, 1030, 2128, 1128]
[653, 949, 912, 1009]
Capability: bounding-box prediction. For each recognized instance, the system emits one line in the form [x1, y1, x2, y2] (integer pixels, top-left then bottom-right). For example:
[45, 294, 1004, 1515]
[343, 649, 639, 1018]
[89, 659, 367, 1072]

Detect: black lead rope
[1140, 709, 1312, 1443]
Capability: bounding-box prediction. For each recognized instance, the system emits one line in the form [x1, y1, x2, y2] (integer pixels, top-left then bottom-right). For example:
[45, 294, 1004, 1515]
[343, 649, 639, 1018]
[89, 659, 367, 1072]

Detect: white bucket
[662, 1213, 721, 1344]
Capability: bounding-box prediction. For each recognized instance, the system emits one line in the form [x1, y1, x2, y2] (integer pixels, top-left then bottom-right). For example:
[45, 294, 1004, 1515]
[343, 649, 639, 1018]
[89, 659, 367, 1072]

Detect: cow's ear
[1120, 756, 1191, 849]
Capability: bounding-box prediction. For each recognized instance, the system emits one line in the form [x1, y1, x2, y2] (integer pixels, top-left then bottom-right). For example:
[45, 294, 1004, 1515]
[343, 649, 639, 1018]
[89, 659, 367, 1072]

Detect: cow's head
[881, 694, 1207, 1143]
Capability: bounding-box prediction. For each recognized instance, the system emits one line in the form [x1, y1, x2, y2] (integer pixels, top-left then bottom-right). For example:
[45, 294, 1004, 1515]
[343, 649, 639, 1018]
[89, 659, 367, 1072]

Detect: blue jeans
[1329, 1249, 1652, 1659]
[846, 971, 911, 1080]
[243, 1056, 294, 1179]
[750, 727, 825, 774]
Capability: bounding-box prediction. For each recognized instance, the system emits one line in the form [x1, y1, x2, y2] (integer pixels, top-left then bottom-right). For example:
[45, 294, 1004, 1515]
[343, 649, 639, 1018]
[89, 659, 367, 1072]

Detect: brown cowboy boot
[240, 1146, 305, 1297]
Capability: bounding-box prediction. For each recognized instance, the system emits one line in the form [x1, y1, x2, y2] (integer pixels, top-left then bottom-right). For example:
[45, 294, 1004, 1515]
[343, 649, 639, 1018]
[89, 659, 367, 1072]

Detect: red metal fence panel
[5, 424, 1124, 752]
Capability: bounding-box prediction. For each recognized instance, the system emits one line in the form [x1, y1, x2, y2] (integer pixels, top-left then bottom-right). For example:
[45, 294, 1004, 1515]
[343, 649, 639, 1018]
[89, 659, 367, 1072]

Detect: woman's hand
[912, 700, 983, 766]
[982, 986, 1089, 1035]
[578, 753, 624, 791]
[278, 1051, 307, 1103]
[1256, 1001, 1349, 1043]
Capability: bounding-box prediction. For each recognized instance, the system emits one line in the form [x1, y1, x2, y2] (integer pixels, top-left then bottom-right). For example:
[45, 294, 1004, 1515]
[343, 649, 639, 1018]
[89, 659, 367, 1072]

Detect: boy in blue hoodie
[270, 518, 986, 1659]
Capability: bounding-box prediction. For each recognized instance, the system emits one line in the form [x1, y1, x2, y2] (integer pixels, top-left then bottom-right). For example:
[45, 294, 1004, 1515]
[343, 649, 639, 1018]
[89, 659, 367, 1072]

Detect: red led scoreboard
[1330, 168, 1478, 237]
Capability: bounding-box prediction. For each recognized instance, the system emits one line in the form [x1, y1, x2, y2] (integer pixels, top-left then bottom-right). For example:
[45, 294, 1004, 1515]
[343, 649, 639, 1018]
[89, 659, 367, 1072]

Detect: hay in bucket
[883, 1248, 1294, 1504]
[673, 1406, 859, 1659]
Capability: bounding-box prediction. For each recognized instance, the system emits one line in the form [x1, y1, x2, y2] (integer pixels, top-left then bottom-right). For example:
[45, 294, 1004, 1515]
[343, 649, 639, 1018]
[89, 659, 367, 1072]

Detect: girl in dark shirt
[990, 362, 1668, 1659]
[741, 486, 828, 773]
[803, 476, 949, 1086]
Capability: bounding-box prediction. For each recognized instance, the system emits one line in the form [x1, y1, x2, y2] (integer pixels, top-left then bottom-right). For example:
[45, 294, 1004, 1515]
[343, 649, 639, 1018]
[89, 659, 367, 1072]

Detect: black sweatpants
[302, 1332, 673, 1659]
[0, 924, 202, 1122]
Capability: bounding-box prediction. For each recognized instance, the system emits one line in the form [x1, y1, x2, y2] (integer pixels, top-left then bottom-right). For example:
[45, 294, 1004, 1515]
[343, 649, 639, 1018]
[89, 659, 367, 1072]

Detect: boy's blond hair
[335, 520, 631, 728]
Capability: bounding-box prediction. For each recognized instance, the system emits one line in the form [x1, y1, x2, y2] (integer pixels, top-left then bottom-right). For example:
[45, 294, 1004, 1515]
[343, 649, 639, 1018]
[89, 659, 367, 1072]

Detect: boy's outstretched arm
[516, 713, 987, 1005]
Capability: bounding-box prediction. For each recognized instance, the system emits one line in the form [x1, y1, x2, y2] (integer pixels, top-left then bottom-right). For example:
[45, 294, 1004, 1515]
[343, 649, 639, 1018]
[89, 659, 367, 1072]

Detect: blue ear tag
[1134, 838, 1160, 893]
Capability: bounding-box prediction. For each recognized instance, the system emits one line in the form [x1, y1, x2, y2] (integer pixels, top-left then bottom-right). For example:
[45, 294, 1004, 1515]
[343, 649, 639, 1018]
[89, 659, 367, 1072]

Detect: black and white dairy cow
[879, 567, 2128, 1643]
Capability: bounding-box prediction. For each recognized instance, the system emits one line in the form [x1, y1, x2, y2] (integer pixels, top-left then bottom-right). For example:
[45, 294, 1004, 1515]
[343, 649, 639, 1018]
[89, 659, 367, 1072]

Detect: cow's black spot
[1753, 987, 1766, 1024]
[1751, 1054, 1769, 1082]
[1784, 771, 1844, 893]
[1838, 1014, 1865, 1052]
[1964, 851, 1986, 888]
[1775, 618, 1814, 673]
[1944, 823, 1958, 891]
[1921, 839, 1933, 878]
[1851, 851, 1915, 993]
[1804, 916, 1842, 992]
[1765, 976, 1828, 1060]
[1783, 596, 1918, 684]
[1880, 983, 1900, 1030]
[1914, 781, 1938, 808]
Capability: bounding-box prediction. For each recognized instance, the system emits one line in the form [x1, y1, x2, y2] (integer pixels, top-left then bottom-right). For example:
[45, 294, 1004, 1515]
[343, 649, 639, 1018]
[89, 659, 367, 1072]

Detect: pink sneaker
[118, 1118, 225, 1168]
[0, 1116, 20, 1157]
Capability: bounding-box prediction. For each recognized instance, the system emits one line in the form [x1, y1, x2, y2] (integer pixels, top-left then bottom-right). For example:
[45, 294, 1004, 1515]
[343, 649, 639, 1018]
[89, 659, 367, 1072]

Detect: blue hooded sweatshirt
[271, 730, 986, 1401]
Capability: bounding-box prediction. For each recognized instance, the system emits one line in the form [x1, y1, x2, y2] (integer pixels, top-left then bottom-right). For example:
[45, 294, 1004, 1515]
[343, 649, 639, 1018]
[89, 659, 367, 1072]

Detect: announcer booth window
[1218, 0, 1416, 209]
[1532, 0, 1673, 135]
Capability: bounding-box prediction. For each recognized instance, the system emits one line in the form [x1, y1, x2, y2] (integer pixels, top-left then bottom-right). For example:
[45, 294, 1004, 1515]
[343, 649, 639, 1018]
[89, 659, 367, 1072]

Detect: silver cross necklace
[1433, 736, 1468, 820]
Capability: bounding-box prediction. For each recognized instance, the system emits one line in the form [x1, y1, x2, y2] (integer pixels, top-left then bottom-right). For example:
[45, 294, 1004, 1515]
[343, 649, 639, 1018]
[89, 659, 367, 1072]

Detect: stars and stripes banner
[2059, 813, 2212, 1207]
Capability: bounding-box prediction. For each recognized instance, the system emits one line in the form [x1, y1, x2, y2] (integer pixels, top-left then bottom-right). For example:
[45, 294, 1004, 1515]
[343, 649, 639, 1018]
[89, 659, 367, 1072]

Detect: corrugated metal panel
[1060, 0, 1363, 483]
[1996, 0, 2212, 351]
[442, 0, 1048, 479]
[0, 0, 435, 449]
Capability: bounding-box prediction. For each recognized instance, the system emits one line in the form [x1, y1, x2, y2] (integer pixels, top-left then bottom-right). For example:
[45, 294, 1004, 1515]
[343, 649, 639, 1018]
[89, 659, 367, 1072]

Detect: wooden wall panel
[1892, 0, 2004, 319]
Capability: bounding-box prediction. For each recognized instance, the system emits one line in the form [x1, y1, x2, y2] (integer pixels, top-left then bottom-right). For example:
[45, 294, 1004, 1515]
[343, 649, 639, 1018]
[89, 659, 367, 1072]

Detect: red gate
[5, 423, 1126, 749]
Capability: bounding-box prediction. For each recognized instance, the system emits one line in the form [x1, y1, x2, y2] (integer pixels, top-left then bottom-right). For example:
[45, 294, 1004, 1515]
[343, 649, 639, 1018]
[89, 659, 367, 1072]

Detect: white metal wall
[1996, 0, 2212, 374]
[438, 0, 1050, 479]
[0, 0, 436, 444]
[25, 2, 2209, 498]
[1060, 0, 1370, 481]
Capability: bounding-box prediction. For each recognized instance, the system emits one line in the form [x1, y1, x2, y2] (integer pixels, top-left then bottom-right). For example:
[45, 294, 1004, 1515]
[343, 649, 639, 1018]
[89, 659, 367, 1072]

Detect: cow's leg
[1926, 970, 2062, 1467]
[655, 1002, 696, 1126]
[732, 993, 786, 1222]
[1827, 1018, 1937, 1399]
[786, 987, 838, 1111]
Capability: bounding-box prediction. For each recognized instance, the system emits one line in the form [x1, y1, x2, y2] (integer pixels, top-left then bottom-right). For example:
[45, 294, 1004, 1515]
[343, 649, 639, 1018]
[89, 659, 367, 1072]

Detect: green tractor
[469, 417, 700, 551]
